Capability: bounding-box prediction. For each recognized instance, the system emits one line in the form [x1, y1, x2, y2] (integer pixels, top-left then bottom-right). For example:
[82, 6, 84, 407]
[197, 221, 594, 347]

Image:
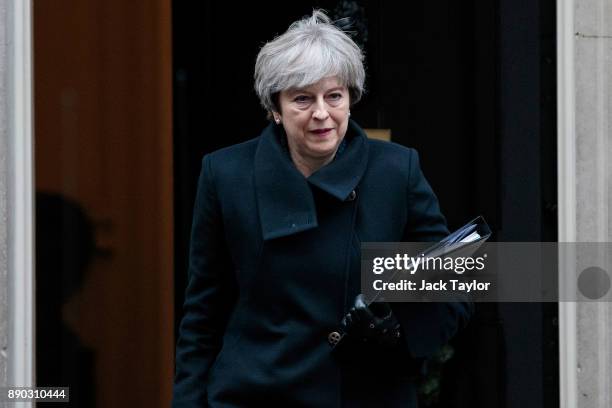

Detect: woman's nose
[312, 99, 330, 120]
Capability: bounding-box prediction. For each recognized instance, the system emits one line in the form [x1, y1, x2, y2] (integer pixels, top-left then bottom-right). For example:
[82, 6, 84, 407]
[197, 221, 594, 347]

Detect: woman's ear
[272, 112, 281, 124]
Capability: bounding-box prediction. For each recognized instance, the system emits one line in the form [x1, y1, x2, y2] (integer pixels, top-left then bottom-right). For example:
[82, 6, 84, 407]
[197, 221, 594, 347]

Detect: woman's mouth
[310, 128, 333, 136]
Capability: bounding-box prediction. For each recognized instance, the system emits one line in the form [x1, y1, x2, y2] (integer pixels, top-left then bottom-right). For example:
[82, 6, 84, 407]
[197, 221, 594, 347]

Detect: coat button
[346, 190, 357, 202]
[328, 331, 342, 346]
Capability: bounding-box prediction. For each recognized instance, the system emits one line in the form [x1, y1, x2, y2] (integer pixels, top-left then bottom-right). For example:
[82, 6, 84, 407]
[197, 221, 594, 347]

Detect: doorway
[172, 1, 558, 407]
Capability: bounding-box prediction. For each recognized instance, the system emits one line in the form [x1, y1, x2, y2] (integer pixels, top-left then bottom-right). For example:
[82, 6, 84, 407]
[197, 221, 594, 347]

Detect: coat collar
[254, 119, 369, 240]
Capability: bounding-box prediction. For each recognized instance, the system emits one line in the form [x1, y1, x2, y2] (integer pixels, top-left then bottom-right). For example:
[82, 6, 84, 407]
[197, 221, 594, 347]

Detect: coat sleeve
[172, 155, 237, 407]
[391, 149, 474, 359]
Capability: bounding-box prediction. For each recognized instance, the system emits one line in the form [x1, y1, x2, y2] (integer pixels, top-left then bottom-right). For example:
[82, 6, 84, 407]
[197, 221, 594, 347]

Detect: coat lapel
[307, 120, 369, 201]
[254, 120, 369, 240]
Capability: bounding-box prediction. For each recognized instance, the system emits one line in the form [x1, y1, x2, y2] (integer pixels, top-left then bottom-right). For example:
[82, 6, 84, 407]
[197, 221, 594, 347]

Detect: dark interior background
[172, 1, 558, 407]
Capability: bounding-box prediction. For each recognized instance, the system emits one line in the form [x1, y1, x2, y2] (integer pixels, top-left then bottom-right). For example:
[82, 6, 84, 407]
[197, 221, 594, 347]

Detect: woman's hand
[340, 294, 402, 348]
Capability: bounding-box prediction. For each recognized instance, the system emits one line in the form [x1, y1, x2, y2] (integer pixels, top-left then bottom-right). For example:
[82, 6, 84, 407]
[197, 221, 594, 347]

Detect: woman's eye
[294, 95, 310, 103]
[328, 93, 342, 100]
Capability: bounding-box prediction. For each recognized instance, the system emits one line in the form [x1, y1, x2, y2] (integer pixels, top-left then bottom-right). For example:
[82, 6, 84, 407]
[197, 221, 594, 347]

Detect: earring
[274, 115, 281, 124]
[348, 111, 351, 117]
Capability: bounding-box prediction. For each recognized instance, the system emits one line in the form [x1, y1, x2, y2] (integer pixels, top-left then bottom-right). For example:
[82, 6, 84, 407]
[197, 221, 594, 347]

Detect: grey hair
[254, 9, 366, 114]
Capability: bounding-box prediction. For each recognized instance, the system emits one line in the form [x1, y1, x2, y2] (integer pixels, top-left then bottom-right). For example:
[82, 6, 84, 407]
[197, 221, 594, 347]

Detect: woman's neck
[289, 150, 335, 178]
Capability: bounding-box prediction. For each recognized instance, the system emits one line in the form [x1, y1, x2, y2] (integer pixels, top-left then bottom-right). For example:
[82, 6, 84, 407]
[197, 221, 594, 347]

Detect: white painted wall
[0, 2, 35, 407]
[559, 0, 612, 407]
[0, 0, 9, 393]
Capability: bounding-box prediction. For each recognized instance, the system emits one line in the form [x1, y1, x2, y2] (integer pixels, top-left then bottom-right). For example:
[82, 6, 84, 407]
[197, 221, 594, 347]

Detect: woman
[173, 10, 471, 407]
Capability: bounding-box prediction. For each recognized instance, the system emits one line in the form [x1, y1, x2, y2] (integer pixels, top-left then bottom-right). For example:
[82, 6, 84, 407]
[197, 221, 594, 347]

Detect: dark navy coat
[172, 120, 472, 407]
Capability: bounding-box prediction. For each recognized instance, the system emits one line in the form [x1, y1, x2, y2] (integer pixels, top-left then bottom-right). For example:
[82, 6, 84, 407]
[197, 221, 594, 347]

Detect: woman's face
[275, 76, 350, 170]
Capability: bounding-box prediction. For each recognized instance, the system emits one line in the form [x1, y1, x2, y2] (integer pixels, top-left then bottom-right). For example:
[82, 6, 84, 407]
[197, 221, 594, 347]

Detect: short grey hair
[254, 9, 366, 114]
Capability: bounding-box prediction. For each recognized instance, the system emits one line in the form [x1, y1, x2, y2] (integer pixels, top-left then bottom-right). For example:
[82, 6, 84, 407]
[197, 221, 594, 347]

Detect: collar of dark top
[254, 119, 369, 240]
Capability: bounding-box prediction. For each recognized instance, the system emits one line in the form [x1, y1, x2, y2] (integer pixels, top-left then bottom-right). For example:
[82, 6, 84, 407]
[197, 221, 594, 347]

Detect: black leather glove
[339, 294, 402, 348]
[329, 295, 424, 376]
